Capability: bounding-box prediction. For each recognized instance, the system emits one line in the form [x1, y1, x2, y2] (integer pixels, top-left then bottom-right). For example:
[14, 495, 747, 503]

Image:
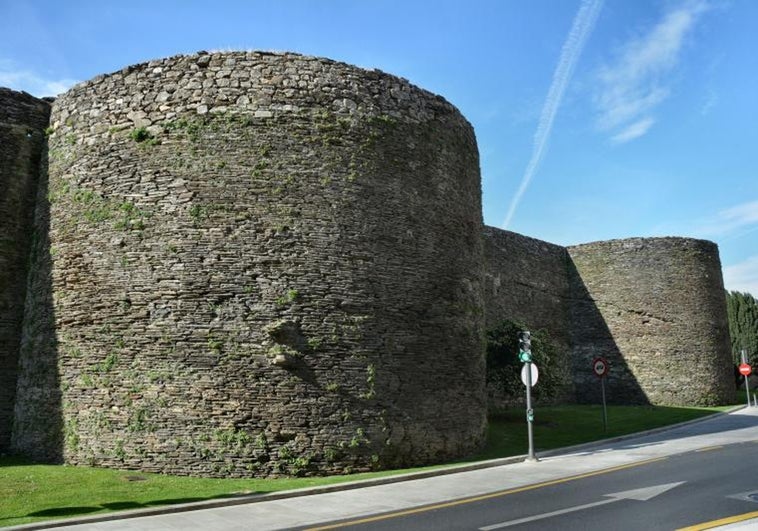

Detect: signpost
[518, 331, 537, 461]
[593, 357, 609, 431]
[740, 350, 752, 408]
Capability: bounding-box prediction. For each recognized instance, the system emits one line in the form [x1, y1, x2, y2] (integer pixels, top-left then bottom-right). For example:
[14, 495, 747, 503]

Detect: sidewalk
[9, 407, 758, 531]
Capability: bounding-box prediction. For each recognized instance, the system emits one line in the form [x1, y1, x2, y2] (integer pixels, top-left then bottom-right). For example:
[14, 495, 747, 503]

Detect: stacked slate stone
[10, 52, 487, 477]
[482, 227, 736, 407]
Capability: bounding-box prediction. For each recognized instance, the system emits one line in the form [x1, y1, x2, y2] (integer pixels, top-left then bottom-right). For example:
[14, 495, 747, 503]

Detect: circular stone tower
[13, 51, 486, 476]
[568, 237, 736, 406]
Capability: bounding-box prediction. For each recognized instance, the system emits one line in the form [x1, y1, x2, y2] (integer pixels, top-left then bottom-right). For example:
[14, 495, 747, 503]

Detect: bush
[486, 320, 562, 404]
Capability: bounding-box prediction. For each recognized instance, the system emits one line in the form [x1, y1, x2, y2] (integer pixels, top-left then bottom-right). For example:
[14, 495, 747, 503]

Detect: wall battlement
[0, 51, 735, 476]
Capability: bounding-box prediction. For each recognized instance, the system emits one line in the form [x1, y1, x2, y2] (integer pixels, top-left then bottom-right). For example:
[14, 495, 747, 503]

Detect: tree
[486, 320, 561, 403]
[726, 290, 758, 365]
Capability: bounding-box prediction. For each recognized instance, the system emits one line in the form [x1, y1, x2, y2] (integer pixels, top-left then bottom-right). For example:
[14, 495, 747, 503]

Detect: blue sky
[2, 0, 757, 294]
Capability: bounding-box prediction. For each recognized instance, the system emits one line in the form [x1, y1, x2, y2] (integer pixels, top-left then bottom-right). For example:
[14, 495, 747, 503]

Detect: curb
[6, 406, 746, 530]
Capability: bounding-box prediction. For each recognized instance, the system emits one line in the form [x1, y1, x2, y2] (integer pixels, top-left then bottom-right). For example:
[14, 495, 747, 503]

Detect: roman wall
[568, 238, 736, 406]
[0, 88, 50, 451]
[0, 50, 738, 477]
[10, 51, 487, 476]
[482, 229, 735, 406]
[482, 227, 574, 402]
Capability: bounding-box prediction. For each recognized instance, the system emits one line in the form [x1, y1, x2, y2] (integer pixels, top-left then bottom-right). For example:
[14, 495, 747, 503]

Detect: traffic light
[518, 331, 532, 363]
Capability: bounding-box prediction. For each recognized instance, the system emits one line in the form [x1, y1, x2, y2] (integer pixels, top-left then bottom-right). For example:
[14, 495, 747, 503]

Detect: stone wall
[1, 50, 737, 476]
[568, 238, 736, 406]
[482, 230, 735, 406]
[482, 227, 574, 402]
[11, 51, 487, 476]
[0, 88, 50, 451]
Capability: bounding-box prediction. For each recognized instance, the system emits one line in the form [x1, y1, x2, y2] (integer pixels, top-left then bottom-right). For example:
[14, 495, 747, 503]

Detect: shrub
[486, 319, 562, 403]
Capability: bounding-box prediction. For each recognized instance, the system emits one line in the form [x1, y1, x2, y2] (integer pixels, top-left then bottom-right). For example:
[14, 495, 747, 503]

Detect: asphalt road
[304, 441, 758, 530]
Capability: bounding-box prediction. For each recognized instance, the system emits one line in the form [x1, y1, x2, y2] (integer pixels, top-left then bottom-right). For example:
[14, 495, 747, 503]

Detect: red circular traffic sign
[592, 357, 609, 378]
[739, 363, 752, 376]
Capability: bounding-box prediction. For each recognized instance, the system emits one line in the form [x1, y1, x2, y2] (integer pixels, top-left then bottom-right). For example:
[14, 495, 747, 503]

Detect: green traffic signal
[519, 351, 532, 363]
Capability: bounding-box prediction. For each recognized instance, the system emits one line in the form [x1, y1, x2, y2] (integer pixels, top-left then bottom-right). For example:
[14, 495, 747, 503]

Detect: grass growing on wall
[0, 404, 732, 528]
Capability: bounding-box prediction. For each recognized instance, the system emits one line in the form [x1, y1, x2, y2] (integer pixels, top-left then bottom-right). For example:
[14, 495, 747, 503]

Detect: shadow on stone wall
[11, 154, 64, 462]
[0, 131, 43, 451]
[567, 259, 649, 405]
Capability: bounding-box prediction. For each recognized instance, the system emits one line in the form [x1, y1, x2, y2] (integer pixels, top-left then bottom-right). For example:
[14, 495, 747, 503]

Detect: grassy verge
[471, 404, 735, 460]
[0, 404, 732, 527]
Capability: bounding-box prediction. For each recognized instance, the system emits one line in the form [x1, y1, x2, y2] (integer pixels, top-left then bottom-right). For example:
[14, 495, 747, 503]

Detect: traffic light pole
[525, 360, 537, 462]
[519, 330, 537, 462]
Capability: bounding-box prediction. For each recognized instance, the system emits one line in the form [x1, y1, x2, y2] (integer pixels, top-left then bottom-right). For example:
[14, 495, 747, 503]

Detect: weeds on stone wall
[129, 127, 160, 146]
[48, 178, 149, 232]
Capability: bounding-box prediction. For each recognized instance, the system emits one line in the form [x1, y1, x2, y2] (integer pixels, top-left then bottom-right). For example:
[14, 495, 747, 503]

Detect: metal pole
[745, 375, 751, 408]
[601, 377, 608, 432]
[743, 350, 751, 408]
[525, 362, 537, 461]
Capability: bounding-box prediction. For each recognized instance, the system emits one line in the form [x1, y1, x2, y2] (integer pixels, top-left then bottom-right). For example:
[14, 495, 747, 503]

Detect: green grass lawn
[471, 404, 735, 460]
[0, 404, 732, 527]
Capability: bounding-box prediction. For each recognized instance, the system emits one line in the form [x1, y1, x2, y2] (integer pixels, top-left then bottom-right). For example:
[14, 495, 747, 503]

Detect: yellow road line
[678, 510, 758, 530]
[695, 445, 723, 453]
[306, 457, 667, 530]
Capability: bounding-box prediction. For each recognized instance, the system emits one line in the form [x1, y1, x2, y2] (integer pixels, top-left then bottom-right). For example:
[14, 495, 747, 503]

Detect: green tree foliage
[726, 290, 758, 365]
[486, 320, 561, 402]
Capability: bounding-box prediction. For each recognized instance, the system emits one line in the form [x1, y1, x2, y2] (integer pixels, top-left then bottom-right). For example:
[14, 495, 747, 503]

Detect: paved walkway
[11, 407, 758, 531]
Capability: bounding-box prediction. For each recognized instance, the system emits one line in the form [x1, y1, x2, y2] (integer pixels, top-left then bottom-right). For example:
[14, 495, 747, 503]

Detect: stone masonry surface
[482, 227, 574, 403]
[9, 51, 487, 477]
[0, 50, 736, 477]
[482, 226, 736, 406]
[0, 88, 50, 451]
[568, 237, 736, 405]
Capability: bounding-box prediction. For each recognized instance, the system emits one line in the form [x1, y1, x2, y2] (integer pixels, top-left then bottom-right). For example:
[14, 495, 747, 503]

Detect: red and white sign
[739, 363, 752, 376]
[593, 357, 609, 378]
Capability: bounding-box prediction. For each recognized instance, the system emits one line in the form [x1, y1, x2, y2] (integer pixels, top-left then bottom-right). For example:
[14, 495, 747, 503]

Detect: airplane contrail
[503, 0, 604, 229]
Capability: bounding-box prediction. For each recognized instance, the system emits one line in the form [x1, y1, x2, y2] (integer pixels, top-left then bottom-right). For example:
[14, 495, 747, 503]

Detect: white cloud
[0, 63, 78, 97]
[701, 88, 718, 115]
[594, 1, 709, 143]
[610, 116, 656, 144]
[502, 0, 604, 229]
[724, 256, 758, 296]
[697, 200, 758, 237]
